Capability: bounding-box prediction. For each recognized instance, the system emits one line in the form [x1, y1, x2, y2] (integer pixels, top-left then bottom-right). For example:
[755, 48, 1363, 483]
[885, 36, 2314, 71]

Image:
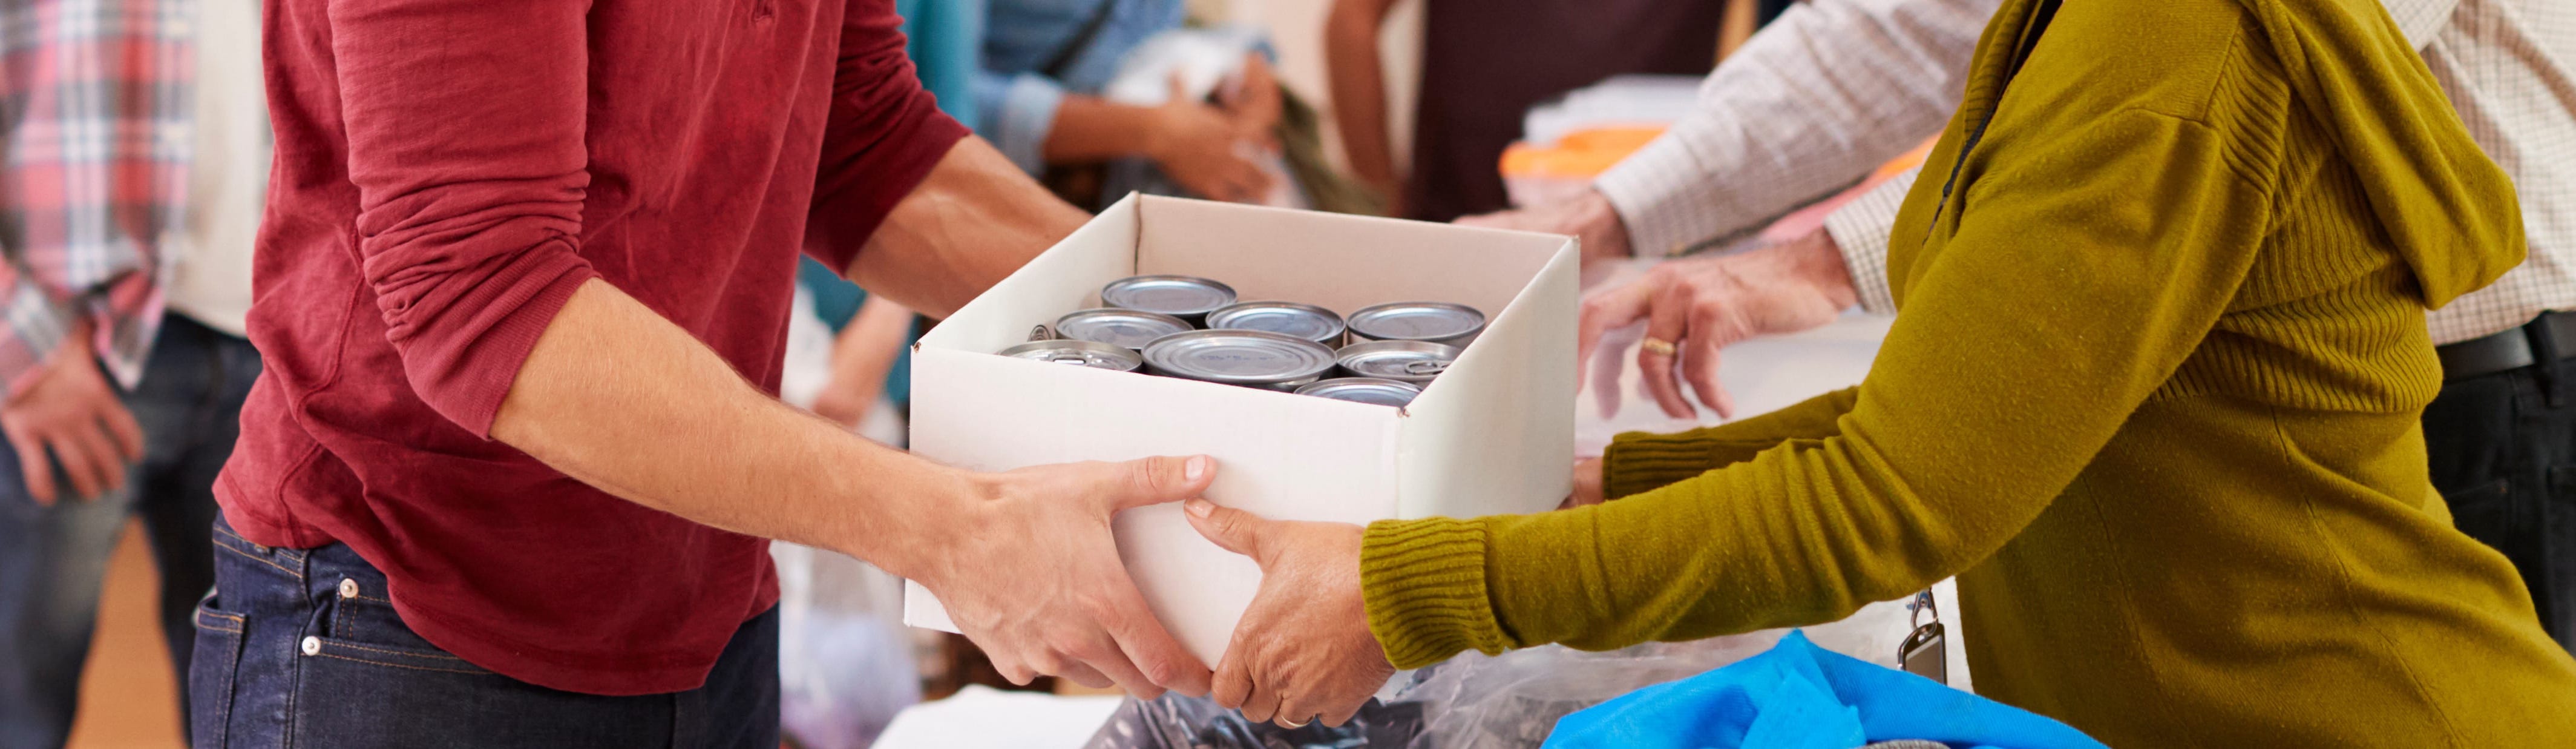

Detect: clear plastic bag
[1086, 693, 1427, 749]
[1392, 635, 1785, 749]
[1076, 636, 1777, 749]
[773, 542, 923, 749]
[1073, 578, 1948, 747]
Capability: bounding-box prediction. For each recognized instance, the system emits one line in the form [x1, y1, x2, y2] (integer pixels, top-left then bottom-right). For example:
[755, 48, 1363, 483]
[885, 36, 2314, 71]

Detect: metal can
[1346, 302, 1486, 348]
[1142, 329, 1338, 391]
[1054, 308, 1194, 351]
[1101, 275, 1238, 326]
[1294, 377, 1423, 407]
[1204, 301, 1346, 346]
[1334, 340, 1461, 386]
[996, 339, 1144, 372]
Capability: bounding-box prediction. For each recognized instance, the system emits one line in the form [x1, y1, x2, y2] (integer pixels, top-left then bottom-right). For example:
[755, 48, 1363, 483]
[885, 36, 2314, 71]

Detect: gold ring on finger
[1640, 337, 1677, 357]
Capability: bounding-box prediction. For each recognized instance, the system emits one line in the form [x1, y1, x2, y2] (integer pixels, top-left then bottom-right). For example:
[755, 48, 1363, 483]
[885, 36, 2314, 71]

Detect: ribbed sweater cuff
[1361, 518, 1512, 669]
[1602, 432, 1726, 500]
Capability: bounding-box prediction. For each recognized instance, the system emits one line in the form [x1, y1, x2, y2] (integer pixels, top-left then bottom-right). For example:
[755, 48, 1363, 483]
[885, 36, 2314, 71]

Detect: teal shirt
[794, 0, 968, 407]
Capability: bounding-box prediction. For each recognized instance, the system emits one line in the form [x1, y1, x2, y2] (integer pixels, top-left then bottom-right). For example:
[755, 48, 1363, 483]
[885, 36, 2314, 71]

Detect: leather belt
[2438, 311, 2576, 382]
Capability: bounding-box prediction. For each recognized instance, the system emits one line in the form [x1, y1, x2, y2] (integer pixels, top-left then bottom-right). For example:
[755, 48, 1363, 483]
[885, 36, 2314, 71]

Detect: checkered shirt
[1599, 0, 2576, 345]
[0, 0, 186, 393]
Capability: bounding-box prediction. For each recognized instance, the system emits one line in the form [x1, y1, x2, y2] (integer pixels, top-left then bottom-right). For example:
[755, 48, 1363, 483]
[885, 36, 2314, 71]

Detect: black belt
[2439, 311, 2576, 381]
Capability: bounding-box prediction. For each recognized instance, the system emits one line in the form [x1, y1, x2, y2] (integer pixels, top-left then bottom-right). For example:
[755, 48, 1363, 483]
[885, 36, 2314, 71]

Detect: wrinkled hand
[1150, 75, 1274, 202]
[1454, 188, 1633, 263]
[1184, 499, 1392, 728]
[918, 455, 1220, 698]
[1, 339, 142, 505]
[1578, 228, 1859, 420]
[1559, 457, 1604, 509]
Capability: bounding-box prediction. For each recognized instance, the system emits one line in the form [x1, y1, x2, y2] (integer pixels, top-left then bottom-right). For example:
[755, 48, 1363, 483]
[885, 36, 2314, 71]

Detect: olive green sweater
[1358, 0, 2576, 744]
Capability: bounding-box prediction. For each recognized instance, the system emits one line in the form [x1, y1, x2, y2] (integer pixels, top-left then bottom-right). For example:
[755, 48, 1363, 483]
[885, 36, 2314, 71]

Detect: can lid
[1102, 275, 1238, 317]
[1294, 377, 1422, 407]
[1348, 302, 1485, 342]
[1336, 340, 1461, 381]
[1205, 302, 1346, 343]
[1054, 308, 1194, 350]
[997, 339, 1145, 371]
[1144, 329, 1337, 384]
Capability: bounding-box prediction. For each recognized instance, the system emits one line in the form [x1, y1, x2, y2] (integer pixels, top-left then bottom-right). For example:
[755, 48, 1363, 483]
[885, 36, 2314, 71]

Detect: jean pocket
[309, 584, 492, 676]
[189, 590, 247, 748]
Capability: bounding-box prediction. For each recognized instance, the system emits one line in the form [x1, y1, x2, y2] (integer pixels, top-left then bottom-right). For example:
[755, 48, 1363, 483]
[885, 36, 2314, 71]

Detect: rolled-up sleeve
[1593, 0, 1993, 257]
[971, 70, 1067, 176]
[805, 0, 973, 274]
[332, 0, 600, 438]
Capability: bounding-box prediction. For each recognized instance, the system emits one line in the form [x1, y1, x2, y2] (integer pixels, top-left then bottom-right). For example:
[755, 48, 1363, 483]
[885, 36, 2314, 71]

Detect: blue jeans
[2424, 362, 2576, 653]
[190, 515, 782, 748]
[0, 314, 260, 748]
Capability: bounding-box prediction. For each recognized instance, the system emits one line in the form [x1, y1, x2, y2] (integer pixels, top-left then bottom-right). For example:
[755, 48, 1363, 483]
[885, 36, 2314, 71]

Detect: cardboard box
[903, 195, 1579, 664]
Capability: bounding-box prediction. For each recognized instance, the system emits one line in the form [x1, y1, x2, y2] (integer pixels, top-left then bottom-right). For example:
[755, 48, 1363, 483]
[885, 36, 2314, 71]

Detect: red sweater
[220, 0, 964, 695]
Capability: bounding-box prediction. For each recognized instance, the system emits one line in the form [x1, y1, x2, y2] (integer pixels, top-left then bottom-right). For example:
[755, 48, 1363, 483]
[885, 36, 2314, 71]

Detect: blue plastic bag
[1542, 632, 2105, 749]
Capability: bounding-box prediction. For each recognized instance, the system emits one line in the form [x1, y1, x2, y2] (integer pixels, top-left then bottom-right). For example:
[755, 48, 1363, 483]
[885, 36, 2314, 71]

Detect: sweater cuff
[1361, 517, 1513, 669]
[1602, 431, 1728, 500]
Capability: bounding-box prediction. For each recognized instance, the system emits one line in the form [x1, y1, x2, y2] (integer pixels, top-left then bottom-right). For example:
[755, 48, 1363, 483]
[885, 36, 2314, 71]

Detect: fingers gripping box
[903, 194, 1578, 665]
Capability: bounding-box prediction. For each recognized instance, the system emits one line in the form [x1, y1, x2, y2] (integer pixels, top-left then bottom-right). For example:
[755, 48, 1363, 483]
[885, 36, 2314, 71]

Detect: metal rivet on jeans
[301, 636, 321, 656]
[338, 578, 358, 599]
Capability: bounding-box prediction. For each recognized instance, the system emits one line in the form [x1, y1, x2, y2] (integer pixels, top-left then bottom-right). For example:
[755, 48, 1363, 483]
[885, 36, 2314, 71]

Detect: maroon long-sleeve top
[218, 0, 965, 694]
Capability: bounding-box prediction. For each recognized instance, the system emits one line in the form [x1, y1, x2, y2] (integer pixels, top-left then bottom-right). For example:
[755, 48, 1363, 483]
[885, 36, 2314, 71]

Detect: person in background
[0, 0, 267, 745]
[801, 0, 982, 432]
[1469, 0, 2576, 653]
[978, 0, 1283, 206]
[1324, 0, 1725, 221]
[1196, 0, 2576, 743]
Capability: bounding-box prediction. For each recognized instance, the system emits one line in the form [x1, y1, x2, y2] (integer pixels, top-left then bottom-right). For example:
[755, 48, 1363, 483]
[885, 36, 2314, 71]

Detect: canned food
[1346, 302, 1485, 348]
[1101, 275, 1238, 325]
[1294, 377, 1423, 407]
[1205, 302, 1346, 346]
[1054, 308, 1194, 351]
[1142, 329, 1338, 391]
[1334, 340, 1461, 385]
[997, 339, 1145, 372]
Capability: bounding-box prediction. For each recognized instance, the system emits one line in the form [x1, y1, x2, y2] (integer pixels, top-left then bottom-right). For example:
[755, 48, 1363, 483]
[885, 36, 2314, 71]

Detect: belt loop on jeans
[2534, 314, 2570, 406]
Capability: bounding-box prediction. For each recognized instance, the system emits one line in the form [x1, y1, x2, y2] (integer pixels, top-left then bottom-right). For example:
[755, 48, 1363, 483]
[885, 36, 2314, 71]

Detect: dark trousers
[0, 315, 260, 748]
[2424, 364, 2576, 653]
[189, 514, 781, 748]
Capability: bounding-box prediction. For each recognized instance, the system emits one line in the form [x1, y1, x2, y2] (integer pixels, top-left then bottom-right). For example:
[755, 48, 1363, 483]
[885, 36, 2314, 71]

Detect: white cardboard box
[903, 194, 1579, 664]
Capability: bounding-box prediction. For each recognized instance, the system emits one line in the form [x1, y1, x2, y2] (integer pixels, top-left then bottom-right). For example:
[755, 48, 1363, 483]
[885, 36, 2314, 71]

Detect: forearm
[1594, 0, 1994, 255]
[845, 136, 1087, 318]
[1041, 94, 1161, 163]
[1367, 111, 2267, 668]
[1323, 0, 1399, 193]
[493, 279, 972, 577]
[1601, 386, 1859, 499]
[824, 295, 916, 403]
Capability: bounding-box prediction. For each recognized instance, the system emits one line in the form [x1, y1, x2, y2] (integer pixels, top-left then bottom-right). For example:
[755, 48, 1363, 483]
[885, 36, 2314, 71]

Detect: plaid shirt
[1599, 0, 2576, 345]
[0, 0, 186, 395]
